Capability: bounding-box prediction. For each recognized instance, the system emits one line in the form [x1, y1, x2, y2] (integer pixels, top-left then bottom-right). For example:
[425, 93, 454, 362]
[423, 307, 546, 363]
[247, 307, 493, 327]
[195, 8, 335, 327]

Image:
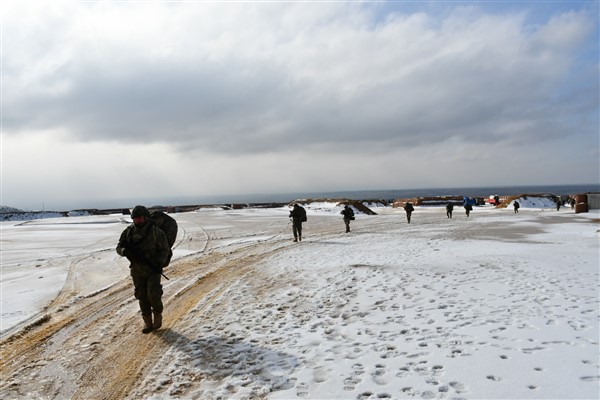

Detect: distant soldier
[289, 204, 307, 242]
[403, 202, 414, 224]
[494, 195, 501, 206]
[340, 205, 355, 233]
[569, 197, 576, 209]
[446, 203, 454, 219]
[464, 203, 473, 217]
[556, 200, 561, 211]
[513, 200, 520, 214]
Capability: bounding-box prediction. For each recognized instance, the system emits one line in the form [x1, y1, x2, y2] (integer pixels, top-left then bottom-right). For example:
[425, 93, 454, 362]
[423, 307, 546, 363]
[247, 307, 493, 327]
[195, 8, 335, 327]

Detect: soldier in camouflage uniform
[513, 200, 520, 213]
[116, 205, 170, 334]
[289, 204, 306, 242]
[340, 205, 354, 233]
[464, 203, 473, 217]
[446, 202, 454, 219]
[403, 202, 414, 224]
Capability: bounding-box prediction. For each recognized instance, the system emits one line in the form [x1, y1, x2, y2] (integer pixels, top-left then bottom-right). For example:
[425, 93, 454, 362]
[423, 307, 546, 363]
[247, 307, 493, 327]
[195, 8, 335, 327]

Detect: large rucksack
[149, 211, 178, 267]
[298, 206, 307, 222]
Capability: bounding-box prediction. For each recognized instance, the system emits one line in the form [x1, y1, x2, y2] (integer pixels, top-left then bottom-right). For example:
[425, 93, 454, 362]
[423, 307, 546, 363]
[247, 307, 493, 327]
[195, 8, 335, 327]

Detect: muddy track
[0, 226, 291, 400]
[71, 251, 264, 400]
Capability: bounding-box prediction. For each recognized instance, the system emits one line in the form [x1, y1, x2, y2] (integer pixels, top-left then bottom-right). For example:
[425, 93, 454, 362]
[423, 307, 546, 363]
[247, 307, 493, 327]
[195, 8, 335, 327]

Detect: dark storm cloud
[3, 2, 598, 156]
[6, 58, 293, 148]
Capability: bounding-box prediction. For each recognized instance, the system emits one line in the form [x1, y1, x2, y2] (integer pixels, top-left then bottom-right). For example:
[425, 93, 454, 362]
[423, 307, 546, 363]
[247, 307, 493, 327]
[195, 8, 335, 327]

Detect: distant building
[584, 193, 600, 210]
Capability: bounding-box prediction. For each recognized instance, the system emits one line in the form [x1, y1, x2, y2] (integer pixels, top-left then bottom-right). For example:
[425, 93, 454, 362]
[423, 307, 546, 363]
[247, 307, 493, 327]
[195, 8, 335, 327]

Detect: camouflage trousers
[131, 272, 163, 316]
[292, 221, 303, 240]
[343, 218, 351, 232]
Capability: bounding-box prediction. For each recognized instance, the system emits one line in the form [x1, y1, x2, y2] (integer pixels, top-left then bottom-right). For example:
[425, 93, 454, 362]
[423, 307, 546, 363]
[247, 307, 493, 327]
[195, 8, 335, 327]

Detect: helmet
[131, 205, 150, 218]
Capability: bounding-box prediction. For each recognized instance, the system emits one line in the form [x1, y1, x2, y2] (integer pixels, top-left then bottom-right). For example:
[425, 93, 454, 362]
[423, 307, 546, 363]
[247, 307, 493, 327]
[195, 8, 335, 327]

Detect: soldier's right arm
[116, 229, 129, 257]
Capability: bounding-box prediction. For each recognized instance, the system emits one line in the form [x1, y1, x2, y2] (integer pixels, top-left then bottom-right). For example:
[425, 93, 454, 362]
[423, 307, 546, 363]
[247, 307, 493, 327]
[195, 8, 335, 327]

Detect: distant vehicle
[463, 197, 477, 206]
[487, 195, 501, 205]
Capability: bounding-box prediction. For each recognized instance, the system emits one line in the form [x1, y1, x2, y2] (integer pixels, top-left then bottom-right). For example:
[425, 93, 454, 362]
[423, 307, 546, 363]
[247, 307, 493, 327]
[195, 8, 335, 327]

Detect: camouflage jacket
[116, 221, 170, 276]
[341, 207, 354, 219]
[289, 205, 306, 222]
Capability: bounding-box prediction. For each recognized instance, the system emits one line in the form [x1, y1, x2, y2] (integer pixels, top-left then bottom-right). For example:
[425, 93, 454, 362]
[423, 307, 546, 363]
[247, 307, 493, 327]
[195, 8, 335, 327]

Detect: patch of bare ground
[448, 222, 546, 243]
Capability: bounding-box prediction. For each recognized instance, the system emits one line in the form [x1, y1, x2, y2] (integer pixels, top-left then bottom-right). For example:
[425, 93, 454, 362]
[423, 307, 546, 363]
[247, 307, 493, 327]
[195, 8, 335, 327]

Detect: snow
[508, 196, 559, 209]
[1, 201, 599, 399]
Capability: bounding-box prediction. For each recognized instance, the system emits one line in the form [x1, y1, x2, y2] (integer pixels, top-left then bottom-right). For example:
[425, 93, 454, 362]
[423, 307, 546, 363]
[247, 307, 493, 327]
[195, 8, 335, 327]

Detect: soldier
[513, 200, 520, 214]
[464, 203, 473, 217]
[446, 202, 454, 219]
[116, 205, 170, 334]
[289, 203, 307, 242]
[403, 202, 414, 224]
[341, 205, 355, 233]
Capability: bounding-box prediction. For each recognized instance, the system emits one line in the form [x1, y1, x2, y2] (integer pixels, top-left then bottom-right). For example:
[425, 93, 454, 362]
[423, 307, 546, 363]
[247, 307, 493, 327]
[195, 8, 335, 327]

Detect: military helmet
[131, 205, 150, 218]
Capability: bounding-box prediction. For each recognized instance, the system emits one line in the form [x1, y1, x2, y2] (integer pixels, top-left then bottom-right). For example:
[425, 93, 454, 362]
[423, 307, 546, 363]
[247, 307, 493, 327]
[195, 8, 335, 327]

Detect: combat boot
[142, 314, 153, 334]
[152, 311, 162, 330]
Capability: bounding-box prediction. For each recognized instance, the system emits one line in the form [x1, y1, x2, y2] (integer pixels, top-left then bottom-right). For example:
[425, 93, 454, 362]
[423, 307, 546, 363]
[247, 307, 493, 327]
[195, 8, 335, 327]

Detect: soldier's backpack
[345, 207, 355, 220]
[149, 211, 178, 267]
[298, 206, 307, 222]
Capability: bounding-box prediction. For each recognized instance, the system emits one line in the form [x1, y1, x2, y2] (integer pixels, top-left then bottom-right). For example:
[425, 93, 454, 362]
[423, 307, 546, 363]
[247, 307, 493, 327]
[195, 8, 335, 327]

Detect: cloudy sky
[2, 1, 599, 210]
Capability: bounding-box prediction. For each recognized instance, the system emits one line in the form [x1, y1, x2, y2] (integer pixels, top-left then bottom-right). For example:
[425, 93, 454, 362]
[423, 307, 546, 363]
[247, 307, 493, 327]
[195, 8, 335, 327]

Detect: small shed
[586, 193, 600, 210]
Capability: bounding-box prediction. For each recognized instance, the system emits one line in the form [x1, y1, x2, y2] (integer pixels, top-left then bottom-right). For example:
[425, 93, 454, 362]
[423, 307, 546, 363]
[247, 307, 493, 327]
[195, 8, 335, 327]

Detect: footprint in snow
[449, 381, 467, 393]
[580, 376, 600, 382]
[396, 366, 410, 378]
[296, 382, 309, 398]
[372, 364, 389, 385]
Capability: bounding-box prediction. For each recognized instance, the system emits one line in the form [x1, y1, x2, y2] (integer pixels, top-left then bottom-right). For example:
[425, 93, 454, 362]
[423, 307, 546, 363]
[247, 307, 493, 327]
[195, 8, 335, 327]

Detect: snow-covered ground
[1, 200, 598, 399]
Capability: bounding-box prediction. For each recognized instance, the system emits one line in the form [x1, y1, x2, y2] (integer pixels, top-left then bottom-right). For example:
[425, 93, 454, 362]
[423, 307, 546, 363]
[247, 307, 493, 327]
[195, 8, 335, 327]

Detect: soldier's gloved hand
[151, 262, 163, 275]
[151, 260, 162, 274]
